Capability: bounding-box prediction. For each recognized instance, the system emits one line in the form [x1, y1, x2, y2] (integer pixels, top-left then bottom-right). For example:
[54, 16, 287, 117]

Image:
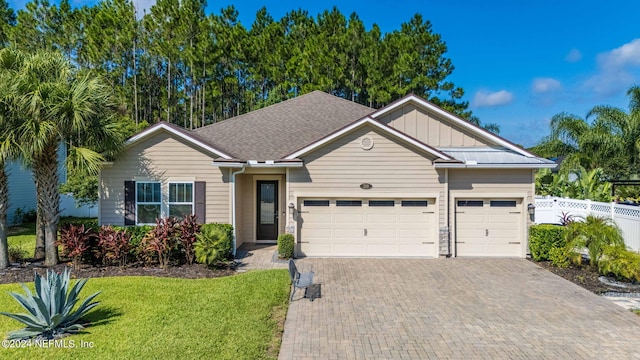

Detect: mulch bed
[533, 259, 634, 294]
[0, 261, 236, 285]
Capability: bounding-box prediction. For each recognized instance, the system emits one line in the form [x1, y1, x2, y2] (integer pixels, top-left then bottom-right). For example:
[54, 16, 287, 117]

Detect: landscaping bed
[533, 259, 618, 294]
[0, 261, 236, 285]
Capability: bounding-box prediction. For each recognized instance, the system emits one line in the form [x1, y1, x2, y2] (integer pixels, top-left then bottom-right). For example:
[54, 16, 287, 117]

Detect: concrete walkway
[279, 258, 640, 359]
[234, 243, 288, 271]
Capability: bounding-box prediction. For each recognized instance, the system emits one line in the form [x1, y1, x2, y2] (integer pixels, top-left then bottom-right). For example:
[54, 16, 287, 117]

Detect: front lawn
[0, 270, 290, 359]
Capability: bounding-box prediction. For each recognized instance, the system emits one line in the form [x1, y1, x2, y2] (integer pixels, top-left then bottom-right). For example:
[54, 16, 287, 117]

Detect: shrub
[548, 245, 580, 268]
[8, 246, 27, 263]
[598, 246, 640, 282]
[565, 216, 625, 267]
[0, 268, 100, 340]
[277, 234, 295, 259]
[178, 214, 201, 265]
[141, 217, 180, 268]
[124, 225, 153, 260]
[529, 224, 566, 261]
[97, 225, 131, 267]
[195, 223, 233, 267]
[57, 223, 96, 270]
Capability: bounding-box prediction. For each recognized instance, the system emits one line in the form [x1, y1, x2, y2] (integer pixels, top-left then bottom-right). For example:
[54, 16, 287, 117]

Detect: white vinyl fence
[534, 196, 640, 252]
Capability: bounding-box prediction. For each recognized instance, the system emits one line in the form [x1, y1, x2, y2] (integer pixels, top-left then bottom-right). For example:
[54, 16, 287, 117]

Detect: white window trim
[168, 181, 195, 219]
[136, 181, 162, 225]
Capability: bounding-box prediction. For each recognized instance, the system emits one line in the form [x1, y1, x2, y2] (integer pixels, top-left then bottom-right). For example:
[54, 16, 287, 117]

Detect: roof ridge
[195, 91, 373, 132]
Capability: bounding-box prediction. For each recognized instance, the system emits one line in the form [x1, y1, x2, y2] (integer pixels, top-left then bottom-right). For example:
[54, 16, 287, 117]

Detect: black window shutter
[195, 181, 206, 224]
[124, 181, 136, 225]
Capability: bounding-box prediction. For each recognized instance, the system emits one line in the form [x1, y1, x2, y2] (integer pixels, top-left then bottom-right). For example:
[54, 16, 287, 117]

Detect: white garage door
[298, 199, 437, 257]
[455, 199, 523, 257]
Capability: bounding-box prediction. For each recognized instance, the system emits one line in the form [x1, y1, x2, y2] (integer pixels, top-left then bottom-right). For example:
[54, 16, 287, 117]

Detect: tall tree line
[0, 0, 485, 129]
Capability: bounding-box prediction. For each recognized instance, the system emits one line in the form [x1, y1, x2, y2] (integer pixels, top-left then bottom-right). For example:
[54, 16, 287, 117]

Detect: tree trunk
[34, 194, 46, 260]
[0, 164, 9, 268]
[34, 144, 60, 267]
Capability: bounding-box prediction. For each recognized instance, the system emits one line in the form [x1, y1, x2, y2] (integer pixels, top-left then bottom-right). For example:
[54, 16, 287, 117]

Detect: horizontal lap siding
[100, 131, 229, 226]
[377, 104, 491, 147]
[289, 126, 445, 225]
[448, 169, 534, 227]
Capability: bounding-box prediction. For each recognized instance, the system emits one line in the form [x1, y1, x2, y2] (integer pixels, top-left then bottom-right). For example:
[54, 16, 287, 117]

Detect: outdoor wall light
[288, 202, 295, 209]
[527, 203, 535, 221]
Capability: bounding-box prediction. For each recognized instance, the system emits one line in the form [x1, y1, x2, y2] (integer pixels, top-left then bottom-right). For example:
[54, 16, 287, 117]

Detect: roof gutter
[434, 163, 557, 169]
[212, 160, 304, 168]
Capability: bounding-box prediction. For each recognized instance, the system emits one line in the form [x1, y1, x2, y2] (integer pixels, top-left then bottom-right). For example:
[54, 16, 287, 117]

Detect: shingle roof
[193, 91, 374, 160]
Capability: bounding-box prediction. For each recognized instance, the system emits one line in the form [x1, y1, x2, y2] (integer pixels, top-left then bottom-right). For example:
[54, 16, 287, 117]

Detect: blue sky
[9, 0, 640, 147]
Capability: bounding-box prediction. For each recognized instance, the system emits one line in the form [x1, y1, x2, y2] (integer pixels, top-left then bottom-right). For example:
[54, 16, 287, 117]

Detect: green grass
[0, 270, 290, 359]
[8, 218, 97, 257]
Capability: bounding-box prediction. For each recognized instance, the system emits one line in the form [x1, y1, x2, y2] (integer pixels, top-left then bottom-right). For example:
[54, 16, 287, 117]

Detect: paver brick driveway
[279, 258, 640, 359]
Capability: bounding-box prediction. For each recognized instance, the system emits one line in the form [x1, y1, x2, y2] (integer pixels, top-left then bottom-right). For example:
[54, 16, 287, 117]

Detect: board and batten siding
[99, 130, 229, 226]
[288, 126, 446, 224]
[377, 103, 491, 147]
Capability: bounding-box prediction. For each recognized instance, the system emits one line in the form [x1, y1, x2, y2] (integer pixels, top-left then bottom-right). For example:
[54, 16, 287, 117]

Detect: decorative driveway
[279, 258, 640, 359]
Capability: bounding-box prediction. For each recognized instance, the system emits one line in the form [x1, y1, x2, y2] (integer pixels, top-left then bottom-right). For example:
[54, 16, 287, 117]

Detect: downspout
[231, 165, 246, 257]
[445, 168, 451, 257]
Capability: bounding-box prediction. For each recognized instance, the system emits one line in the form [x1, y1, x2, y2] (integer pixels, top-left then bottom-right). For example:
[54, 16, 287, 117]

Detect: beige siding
[289, 126, 446, 225]
[377, 103, 493, 147]
[99, 130, 230, 226]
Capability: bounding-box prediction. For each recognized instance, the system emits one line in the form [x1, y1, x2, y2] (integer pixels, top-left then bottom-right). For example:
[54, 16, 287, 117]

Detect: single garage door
[298, 198, 437, 257]
[455, 199, 523, 257]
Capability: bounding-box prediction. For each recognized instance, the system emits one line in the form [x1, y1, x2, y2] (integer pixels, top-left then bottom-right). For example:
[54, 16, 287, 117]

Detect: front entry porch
[234, 172, 286, 249]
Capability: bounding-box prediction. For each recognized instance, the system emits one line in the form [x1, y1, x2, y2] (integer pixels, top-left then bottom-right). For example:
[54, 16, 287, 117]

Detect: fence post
[611, 201, 616, 221]
[553, 197, 559, 223]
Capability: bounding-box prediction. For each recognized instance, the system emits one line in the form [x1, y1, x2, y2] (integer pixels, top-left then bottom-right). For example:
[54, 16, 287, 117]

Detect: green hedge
[277, 234, 295, 259]
[529, 224, 566, 261]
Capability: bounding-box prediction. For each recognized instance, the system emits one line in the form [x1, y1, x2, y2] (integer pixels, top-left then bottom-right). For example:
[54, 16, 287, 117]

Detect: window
[303, 200, 330, 207]
[401, 200, 428, 207]
[169, 182, 194, 220]
[490, 200, 517, 207]
[336, 200, 362, 206]
[369, 200, 395, 207]
[457, 200, 484, 207]
[136, 182, 161, 224]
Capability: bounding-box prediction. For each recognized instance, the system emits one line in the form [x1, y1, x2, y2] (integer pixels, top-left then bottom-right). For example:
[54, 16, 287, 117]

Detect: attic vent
[360, 137, 374, 150]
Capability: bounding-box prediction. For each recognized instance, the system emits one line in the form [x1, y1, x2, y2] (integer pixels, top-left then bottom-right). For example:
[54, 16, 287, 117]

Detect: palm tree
[533, 86, 640, 180]
[0, 48, 123, 266]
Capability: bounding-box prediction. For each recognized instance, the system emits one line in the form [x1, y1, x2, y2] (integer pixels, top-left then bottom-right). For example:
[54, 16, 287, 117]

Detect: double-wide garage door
[298, 198, 437, 257]
[455, 199, 523, 257]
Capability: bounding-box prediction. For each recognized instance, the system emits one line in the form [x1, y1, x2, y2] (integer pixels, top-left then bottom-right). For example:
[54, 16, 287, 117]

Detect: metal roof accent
[435, 147, 557, 169]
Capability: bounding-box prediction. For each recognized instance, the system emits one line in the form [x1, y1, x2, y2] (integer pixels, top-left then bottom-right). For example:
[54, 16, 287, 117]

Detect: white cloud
[532, 78, 562, 94]
[582, 38, 640, 97]
[598, 38, 640, 70]
[565, 48, 582, 62]
[473, 90, 514, 108]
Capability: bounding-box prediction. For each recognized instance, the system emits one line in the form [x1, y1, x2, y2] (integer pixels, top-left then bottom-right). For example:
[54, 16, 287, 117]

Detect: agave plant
[0, 268, 100, 340]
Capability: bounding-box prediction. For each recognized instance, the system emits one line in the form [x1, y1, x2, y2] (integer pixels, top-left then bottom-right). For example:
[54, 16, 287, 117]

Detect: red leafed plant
[179, 214, 201, 265]
[57, 224, 95, 270]
[98, 225, 131, 267]
[141, 217, 180, 268]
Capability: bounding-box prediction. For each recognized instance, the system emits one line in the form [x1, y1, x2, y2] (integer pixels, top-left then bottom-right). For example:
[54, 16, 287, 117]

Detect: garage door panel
[299, 198, 436, 257]
[456, 198, 523, 257]
[303, 213, 333, 224]
[334, 243, 366, 256]
[334, 213, 364, 224]
[367, 213, 397, 223]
